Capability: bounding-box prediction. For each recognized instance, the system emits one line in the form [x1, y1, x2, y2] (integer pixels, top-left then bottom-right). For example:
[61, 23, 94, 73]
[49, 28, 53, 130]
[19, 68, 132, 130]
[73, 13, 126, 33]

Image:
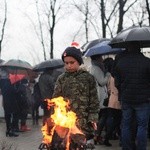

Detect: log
[51, 126, 69, 150]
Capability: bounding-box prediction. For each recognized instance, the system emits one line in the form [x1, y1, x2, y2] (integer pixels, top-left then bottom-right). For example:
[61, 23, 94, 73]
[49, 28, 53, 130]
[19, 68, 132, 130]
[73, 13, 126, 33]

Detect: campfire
[39, 96, 94, 150]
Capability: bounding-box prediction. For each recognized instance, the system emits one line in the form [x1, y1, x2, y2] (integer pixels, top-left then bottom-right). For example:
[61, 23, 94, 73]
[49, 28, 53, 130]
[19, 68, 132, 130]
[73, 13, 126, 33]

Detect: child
[52, 46, 99, 142]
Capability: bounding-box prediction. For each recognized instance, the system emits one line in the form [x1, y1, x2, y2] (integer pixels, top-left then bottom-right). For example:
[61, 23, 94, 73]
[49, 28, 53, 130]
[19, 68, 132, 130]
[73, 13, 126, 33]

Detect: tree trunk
[146, 0, 150, 26]
[117, 0, 124, 33]
[101, 0, 106, 37]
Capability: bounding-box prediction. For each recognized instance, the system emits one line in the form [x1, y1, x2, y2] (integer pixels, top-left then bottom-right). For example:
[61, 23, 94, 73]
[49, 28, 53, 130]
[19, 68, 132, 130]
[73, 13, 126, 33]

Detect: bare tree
[94, 0, 118, 38]
[72, 0, 91, 43]
[72, 24, 84, 42]
[35, 0, 67, 59]
[0, 0, 7, 58]
[129, 1, 147, 27]
[27, 0, 67, 60]
[145, 0, 150, 25]
[117, 0, 138, 33]
[35, 0, 47, 60]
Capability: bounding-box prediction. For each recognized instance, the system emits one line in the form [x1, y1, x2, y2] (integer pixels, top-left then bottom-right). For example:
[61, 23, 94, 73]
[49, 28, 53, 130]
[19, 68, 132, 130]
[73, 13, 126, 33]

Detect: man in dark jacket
[38, 69, 62, 125]
[13, 78, 31, 132]
[114, 44, 150, 150]
[0, 68, 19, 137]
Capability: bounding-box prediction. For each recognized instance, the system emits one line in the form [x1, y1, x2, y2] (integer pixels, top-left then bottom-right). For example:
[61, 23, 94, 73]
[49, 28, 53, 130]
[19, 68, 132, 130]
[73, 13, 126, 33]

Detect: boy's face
[64, 56, 80, 73]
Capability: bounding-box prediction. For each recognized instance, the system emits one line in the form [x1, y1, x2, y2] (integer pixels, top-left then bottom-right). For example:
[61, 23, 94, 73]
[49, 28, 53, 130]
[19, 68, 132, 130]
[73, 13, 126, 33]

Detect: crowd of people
[0, 43, 150, 150]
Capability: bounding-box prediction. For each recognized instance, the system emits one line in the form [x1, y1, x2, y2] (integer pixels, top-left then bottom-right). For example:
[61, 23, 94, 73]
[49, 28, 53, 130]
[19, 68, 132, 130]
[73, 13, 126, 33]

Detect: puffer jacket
[114, 51, 150, 104]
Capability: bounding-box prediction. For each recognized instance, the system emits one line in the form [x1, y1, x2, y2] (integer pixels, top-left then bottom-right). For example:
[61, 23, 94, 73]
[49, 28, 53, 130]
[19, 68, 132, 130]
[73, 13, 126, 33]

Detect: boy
[53, 46, 99, 141]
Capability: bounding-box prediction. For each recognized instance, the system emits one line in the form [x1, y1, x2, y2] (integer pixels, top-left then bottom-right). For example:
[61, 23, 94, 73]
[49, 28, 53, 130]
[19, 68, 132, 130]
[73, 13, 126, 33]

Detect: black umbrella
[0, 59, 35, 80]
[0, 59, 4, 64]
[82, 38, 110, 54]
[33, 59, 64, 72]
[110, 26, 150, 48]
[0, 59, 32, 70]
[84, 40, 122, 57]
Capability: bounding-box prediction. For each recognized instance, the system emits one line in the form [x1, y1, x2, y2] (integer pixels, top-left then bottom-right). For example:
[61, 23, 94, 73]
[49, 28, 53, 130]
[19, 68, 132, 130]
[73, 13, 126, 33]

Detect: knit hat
[62, 47, 83, 65]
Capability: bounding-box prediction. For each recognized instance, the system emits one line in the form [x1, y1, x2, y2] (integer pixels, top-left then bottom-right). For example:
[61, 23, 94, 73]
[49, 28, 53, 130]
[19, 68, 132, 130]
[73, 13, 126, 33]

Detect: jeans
[121, 103, 150, 150]
[105, 108, 122, 141]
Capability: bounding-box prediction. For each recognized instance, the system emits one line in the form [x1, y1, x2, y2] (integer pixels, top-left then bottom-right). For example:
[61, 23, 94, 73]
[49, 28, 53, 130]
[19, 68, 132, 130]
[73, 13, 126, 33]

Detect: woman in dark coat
[13, 78, 31, 132]
[0, 68, 19, 137]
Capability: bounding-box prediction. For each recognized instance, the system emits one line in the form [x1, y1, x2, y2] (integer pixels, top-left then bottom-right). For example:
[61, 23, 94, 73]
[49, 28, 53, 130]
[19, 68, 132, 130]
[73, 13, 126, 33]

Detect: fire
[41, 96, 84, 150]
[50, 97, 76, 128]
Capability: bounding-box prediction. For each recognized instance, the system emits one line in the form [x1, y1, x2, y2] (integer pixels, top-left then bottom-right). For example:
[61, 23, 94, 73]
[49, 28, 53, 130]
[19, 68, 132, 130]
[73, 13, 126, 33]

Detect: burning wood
[40, 96, 92, 150]
[39, 143, 51, 150]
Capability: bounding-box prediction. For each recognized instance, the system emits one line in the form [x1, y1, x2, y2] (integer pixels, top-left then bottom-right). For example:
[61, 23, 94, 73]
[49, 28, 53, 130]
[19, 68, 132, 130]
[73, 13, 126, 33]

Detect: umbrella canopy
[0, 59, 36, 80]
[0, 59, 32, 70]
[110, 26, 150, 48]
[84, 40, 122, 57]
[0, 59, 4, 64]
[33, 59, 64, 72]
[82, 38, 110, 54]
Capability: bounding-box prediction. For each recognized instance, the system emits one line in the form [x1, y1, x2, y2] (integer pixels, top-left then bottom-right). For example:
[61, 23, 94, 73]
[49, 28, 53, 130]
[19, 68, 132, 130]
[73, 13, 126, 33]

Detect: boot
[20, 125, 31, 132]
[6, 129, 19, 137]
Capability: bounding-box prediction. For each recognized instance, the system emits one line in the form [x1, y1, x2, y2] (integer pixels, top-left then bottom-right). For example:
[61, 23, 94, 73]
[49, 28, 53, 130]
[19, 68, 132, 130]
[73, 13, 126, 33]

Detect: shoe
[6, 130, 19, 137]
[20, 125, 31, 132]
[104, 140, 112, 147]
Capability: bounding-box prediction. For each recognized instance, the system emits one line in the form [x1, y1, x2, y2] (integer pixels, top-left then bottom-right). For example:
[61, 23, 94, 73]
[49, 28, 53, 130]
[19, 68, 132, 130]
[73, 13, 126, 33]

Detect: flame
[41, 96, 84, 150]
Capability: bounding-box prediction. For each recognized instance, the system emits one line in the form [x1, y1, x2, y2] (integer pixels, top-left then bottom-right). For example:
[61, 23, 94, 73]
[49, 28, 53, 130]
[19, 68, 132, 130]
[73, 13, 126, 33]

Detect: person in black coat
[0, 68, 19, 137]
[114, 44, 150, 150]
[13, 78, 31, 132]
[32, 81, 42, 125]
[38, 69, 62, 125]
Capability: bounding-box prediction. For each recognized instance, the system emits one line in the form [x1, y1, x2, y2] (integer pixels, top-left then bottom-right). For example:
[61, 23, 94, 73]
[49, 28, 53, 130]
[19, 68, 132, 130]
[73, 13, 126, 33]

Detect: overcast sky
[1, 0, 84, 65]
[2, 0, 149, 65]
[1, 0, 40, 65]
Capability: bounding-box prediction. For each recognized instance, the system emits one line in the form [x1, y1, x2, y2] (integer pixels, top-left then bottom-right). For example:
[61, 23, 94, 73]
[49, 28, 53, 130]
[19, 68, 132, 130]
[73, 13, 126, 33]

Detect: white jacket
[89, 64, 110, 108]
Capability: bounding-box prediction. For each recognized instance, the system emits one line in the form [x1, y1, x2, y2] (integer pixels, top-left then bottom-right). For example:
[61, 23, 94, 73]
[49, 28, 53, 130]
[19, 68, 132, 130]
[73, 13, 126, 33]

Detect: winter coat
[0, 79, 17, 113]
[52, 69, 99, 136]
[13, 79, 29, 113]
[114, 51, 150, 104]
[89, 61, 111, 109]
[38, 71, 56, 100]
[32, 82, 42, 108]
[107, 76, 121, 109]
